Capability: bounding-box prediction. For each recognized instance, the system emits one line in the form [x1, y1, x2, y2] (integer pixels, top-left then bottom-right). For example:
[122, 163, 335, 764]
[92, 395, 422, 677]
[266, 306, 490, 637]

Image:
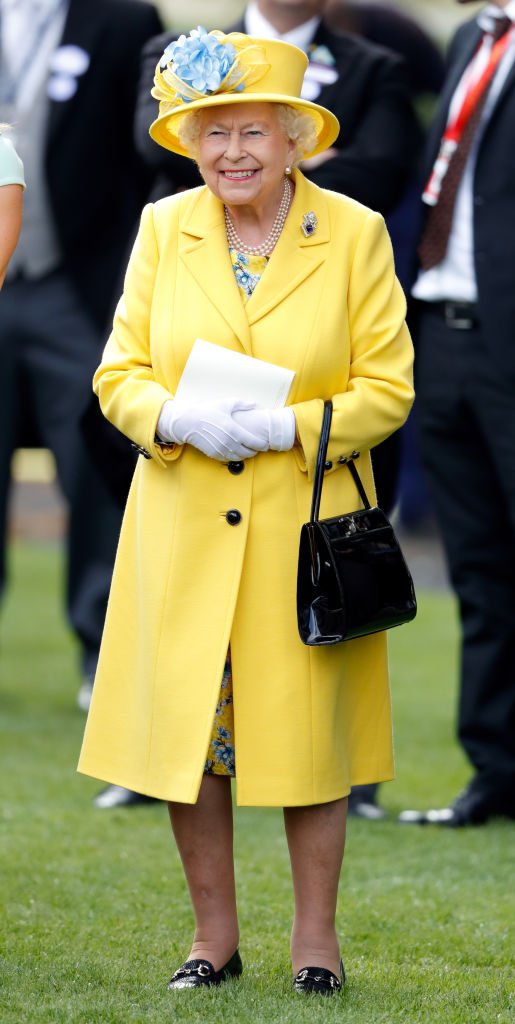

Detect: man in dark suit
[0, 0, 162, 708]
[400, 0, 515, 827]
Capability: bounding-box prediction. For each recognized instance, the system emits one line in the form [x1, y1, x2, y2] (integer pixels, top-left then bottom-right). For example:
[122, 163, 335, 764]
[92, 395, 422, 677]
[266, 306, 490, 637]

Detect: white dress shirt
[244, 2, 320, 54]
[412, 1, 515, 302]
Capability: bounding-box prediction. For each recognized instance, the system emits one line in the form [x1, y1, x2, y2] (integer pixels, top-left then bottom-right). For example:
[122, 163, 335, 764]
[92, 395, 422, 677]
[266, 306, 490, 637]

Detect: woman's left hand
[232, 407, 296, 452]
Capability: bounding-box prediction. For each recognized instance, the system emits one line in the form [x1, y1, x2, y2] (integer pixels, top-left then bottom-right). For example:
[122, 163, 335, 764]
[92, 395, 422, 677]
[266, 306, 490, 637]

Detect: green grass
[1, 542, 514, 1023]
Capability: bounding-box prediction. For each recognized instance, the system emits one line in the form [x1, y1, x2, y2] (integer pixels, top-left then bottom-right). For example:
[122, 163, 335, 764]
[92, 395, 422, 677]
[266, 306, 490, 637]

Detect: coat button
[324, 461, 333, 471]
[226, 509, 242, 525]
[227, 461, 244, 475]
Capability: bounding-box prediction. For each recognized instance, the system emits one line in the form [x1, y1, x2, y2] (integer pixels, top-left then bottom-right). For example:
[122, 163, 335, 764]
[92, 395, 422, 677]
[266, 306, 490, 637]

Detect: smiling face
[197, 102, 296, 214]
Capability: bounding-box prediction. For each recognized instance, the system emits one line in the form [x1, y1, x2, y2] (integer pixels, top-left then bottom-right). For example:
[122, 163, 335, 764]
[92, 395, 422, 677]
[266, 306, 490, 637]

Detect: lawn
[1, 542, 513, 1023]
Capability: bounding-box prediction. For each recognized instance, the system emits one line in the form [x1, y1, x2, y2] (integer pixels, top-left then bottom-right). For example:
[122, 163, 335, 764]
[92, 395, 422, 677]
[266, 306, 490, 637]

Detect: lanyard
[423, 25, 514, 206]
[445, 27, 513, 144]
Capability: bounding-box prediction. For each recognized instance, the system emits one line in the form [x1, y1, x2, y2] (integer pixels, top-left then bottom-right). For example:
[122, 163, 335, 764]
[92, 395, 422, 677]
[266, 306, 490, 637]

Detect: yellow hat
[149, 28, 340, 159]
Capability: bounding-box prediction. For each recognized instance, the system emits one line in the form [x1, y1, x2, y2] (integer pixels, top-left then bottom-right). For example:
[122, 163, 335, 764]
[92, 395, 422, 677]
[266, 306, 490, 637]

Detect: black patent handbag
[297, 401, 417, 646]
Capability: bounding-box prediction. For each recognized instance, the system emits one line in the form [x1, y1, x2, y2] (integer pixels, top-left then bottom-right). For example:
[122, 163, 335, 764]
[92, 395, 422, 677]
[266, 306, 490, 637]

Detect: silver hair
[177, 102, 319, 163]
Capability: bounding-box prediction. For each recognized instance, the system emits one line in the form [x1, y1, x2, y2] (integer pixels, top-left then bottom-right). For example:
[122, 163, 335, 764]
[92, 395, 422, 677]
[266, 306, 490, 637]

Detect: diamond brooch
[301, 212, 318, 238]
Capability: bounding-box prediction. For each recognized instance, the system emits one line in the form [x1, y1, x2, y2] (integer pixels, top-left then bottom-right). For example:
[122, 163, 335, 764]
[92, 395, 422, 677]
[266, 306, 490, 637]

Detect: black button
[227, 461, 244, 475]
[338, 456, 347, 465]
[226, 509, 242, 525]
[324, 461, 333, 471]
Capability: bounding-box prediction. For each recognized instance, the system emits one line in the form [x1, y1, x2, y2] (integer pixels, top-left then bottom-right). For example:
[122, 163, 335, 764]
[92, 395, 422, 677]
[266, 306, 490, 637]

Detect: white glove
[232, 406, 296, 452]
[156, 398, 269, 462]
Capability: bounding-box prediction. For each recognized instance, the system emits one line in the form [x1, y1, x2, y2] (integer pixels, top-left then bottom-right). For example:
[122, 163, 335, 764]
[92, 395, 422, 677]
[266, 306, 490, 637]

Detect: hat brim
[149, 94, 340, 159]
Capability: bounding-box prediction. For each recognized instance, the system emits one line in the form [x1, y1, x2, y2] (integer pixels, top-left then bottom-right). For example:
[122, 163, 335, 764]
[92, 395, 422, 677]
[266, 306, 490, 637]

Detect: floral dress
[203, 247, 268, 778]
[228, 247, 268, 301]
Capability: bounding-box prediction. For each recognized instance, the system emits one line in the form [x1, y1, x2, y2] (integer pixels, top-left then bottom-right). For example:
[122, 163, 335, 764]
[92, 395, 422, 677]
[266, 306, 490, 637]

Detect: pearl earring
[285, 165, 292, 175]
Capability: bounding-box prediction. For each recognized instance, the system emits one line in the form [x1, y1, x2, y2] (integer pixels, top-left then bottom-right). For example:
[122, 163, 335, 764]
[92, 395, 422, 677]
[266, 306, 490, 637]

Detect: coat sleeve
[293, 209, 414, 478]
[93, 203, 179, 468]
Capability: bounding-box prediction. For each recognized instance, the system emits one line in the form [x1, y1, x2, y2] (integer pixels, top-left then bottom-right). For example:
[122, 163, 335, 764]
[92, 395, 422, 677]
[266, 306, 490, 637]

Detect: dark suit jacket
[415, 16, 515, 378]
[45, 0, 162, 330]
[135, 17, 420, 214]
[41, 0, 161, 500]
[329, 1, 445, 97]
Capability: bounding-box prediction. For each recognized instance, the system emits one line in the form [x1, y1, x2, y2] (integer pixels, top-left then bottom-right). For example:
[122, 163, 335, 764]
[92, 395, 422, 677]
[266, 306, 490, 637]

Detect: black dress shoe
[168, 950, 243, 990]
[293, 960, 345, 996]
[398, 777, 515, 827]
[93, 785, 159, 809]
[348, 784, 386, 820]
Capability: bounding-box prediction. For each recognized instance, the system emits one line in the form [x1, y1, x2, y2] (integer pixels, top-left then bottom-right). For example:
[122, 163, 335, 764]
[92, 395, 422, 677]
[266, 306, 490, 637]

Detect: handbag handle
[309, 400, 372, 523]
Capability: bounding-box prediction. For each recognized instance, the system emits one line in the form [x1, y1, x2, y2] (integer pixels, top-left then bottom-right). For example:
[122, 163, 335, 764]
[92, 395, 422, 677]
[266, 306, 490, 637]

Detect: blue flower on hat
[160, 26, 239, 100]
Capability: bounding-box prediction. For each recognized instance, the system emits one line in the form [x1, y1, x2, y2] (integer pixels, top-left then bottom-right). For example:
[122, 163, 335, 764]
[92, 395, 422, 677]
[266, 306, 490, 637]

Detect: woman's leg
[168, 773, 239, 969]
[283, 797, 348, 977]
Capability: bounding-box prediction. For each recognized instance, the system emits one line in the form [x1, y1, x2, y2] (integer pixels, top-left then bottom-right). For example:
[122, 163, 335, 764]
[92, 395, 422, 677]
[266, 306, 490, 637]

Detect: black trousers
[415, 303, 515, 791]
[0, 271, 122, 676]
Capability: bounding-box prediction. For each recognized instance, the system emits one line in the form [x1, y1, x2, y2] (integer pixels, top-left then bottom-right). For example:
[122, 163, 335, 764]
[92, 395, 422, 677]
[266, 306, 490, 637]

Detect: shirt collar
[244, 2, 320, 53]
[478, 2, 515, 33]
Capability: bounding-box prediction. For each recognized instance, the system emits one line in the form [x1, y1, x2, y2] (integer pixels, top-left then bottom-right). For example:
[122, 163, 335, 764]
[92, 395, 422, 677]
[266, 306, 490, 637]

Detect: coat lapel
[179, 188, 253, 353]
[245, 171, 329, 327]
[178, 174, 329, 350]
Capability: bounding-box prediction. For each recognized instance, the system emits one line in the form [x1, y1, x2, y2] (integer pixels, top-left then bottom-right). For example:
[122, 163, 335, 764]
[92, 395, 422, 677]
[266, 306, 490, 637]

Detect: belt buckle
[444, 301, 476, 330]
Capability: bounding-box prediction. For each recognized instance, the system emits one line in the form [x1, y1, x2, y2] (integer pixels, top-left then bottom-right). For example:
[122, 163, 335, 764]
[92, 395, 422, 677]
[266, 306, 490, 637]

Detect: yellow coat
[78, 171, 414, 806]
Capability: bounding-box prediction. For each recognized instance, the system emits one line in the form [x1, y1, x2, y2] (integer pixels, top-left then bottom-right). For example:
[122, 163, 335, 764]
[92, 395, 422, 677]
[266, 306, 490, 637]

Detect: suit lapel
[47, 0, 104, 145]
[481, 44, 515, 138]
[179, 189, 253, 354]
[304, 22, 348, 116]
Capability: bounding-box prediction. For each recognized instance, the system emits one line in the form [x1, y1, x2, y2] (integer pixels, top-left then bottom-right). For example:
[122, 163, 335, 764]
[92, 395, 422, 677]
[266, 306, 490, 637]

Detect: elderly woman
[79, 28, 414, 996]
[0, 129, 24, 287]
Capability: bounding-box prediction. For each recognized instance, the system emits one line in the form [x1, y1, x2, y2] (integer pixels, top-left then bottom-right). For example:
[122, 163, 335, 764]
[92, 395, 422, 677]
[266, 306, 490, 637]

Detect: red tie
[418, 16, 512, 271]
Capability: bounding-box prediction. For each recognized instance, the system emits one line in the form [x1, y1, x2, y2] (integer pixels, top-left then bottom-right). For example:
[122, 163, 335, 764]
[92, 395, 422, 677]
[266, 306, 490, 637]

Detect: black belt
[421, 300, 480, 330]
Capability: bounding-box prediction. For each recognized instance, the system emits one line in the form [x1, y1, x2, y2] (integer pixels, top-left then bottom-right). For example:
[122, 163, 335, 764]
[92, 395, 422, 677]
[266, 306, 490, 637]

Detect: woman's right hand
[156, 398, 269, 462]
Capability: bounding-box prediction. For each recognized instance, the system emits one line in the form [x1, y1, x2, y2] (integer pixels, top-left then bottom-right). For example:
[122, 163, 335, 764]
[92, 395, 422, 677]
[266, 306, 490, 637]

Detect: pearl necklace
[224, 176, 293, 257]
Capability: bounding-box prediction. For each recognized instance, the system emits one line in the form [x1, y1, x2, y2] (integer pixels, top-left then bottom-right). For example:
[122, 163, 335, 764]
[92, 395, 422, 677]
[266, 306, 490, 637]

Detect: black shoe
[348, 784, 386, 820]
[348, 798, 386, 821]
[93, 785, 159, 809]
[398, 777, 515, 827]
[293, 960, 345, 996]
[77, 676, 94, 712]
[168, 950, 243, 990]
